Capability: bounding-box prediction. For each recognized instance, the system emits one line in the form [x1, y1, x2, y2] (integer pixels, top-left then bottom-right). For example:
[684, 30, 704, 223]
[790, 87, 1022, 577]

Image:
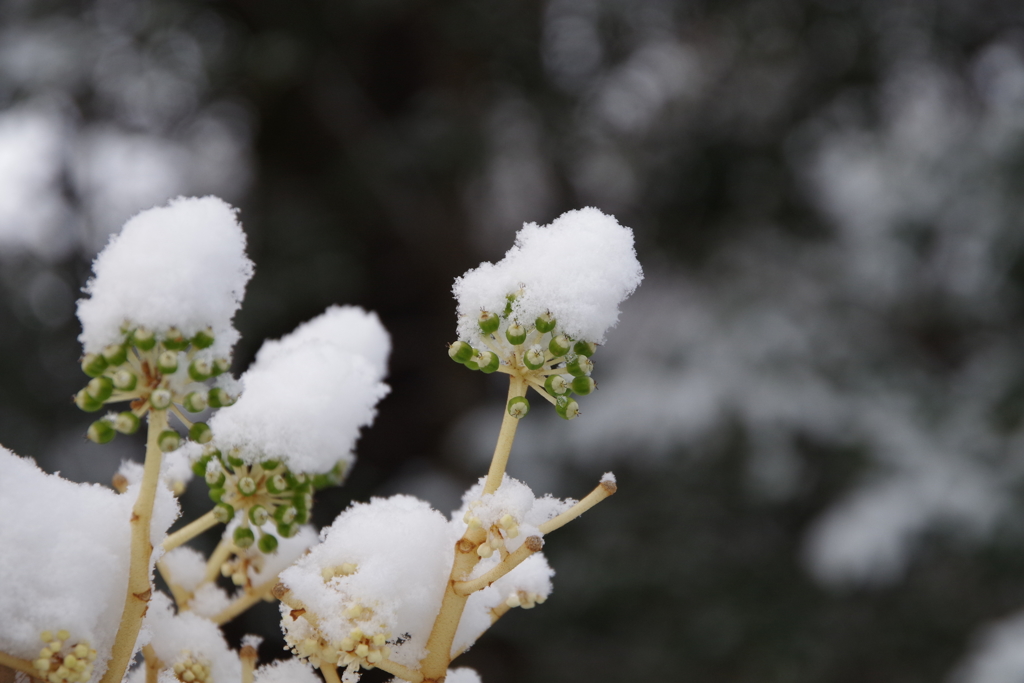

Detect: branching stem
[212, 577, 279, 625]
[143, 645, 160, 683]
[538, 477, 617, 534]
[162, 510, 219, 551]
[453, 536, 542, 595]
[376, 657, 424, 683]
[0, 651, 39, 679]
[100, 409, 168, 683]
[320, 665, 342, 683]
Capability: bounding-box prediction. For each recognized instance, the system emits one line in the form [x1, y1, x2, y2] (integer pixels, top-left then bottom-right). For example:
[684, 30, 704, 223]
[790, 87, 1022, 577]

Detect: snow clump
[136, 592, 240, 683]
[453, 207, 643, 345]
[77, 196, 254, 358]
[208, 307, 391, 475]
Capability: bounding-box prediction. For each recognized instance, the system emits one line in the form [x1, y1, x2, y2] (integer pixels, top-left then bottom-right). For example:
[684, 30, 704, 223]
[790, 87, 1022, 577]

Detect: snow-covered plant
[0, 199, 641, 683]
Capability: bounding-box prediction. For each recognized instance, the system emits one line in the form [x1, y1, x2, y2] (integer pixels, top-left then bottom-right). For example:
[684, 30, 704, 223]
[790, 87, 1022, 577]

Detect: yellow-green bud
[566, 354, 593, 377]
[189, 422, 213, 443]
[157, 351, 179, 374]
[478, 310, 500, 335]
[212, 358, 231, 376]
[213, 502, 235, 524]
[131, 327, 156, 351]
[149, 389, 172, 410]
[276, 521, 299, 538]
[535, 312, 556, 333]
[189, 358, 213, 382]
[158, 430, 181, 452]
[448, 341, 474, 363]
[86, 376, 114, 402]
[249, 505, 270, 526]
[114, 412, 141, 434]
[556, 396, 580, 420]
[274, 504, 297, 524]
[205, 463, 225, 487]
[162, 327, 188, 350]
[544, 374, 569, 396]
[258, 534, 279, 553]
[192, 328, 215, 349]
[523, 346, 545, 370]
[476, 351, 500, 374]
[549, 334, 571, 357]
[571, 375, 596, 395]
[507, 396, 530, 419]
[266, 473, 288, 494]
[238, 476, 257, 496]
[233, 526, 255, 548]
[87, 419, 116, 444]
[183, 391, 208, 413]
[81, 353, 108, 378]
[505, 322, 527, 345]
[102, 343, 128, 366]
[112, 369, 137, 391]
[573, 340, 598, 356]
[75, 388, 103, 412]
[208, 387, 235, 408]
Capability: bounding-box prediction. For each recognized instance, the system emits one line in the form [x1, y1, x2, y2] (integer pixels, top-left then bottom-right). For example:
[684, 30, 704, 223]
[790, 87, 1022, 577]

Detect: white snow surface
[160, 546, 207, 593]
[453, 207, 643, 344]
[140, 592, 240, 683]
[255, 306, 391, 379]
[278, 495, 454, 669]
[209, 335, 390, 474]
[77, 196, 254, 356]
[253, 659, 321, 683]
[0, 448, 178, 681]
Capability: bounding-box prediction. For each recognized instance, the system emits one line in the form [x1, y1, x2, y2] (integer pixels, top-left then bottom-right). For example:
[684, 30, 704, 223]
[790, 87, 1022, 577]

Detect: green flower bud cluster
[196, 447, 335, 554]
[31, 630, 97, 683]
[77, 325, 235, 446]
[450, 298, 599, 421]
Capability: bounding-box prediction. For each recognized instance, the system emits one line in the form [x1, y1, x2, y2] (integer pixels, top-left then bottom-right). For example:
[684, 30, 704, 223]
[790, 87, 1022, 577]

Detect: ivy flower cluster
[0, 199, 641, 683]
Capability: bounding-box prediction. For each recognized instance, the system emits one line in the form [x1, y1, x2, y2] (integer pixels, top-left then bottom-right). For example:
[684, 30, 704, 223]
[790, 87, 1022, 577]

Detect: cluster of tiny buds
[197, 447, 346, 553]
[290, 628, 392, 671]
[463, 510, 520, 558]
[221, 549, 266, 588]
[504, 590, 546, 610]
[171, 653, 212, 683]
[449, 297, 597, 421]
[31, 630, 97, 683]
[76, 324, 236, 447]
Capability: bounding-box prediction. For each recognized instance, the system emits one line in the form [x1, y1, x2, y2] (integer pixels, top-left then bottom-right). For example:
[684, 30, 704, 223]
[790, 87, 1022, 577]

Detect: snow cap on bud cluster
[134, 592, 240, 683]
[0, 448, 179, 679]
[77, 196, 254, 358]
[453, 208, 643, 345]
[253, 659, 321, 683]
[452, 474, 576, 552]
[255, 306, 391, 378]
[208, 308, 390, 474]
[277, 495, 453, 670]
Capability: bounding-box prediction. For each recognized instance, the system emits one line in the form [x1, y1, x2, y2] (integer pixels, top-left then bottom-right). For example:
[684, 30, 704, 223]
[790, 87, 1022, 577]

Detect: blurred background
[4, 0, 1024, 681]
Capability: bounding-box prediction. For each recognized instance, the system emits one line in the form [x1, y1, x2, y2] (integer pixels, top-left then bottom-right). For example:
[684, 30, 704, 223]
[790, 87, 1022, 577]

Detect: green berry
[227, 451, 245, 468]
[157, 351, 179, 375]
[183, 391, 208, 413]
[149, 389, 172, 410]
[162, 328, 188, 351]
[505, 322, 527, 345]
[189, 422, 213, 443]
[503, 293, 515, 317]
[189, 358, 212, 382]
[212, 358, 231, 376]
[112, 369, 137, 391]
[276, 521, 298, 538]
[523, 346, 545, 370]
[213, 502, 235, 524]
[205, 465, 225, 488]
[556, 396, 580, 420]
[114, 411, 141, 434]
[566, 354, 593, 377]
[476, 351, 500, 374]
[258, 534, 279, 553]
[208, 487, 225, 503]
[158, 429, 181, 452]
[274, 505, 297, 524]
[464, 351, 482, 371]
[448, 341, 474, 364]
[131, 327, 156, 351]
[86, 376, 114, 402]
[507, 396, 530, 419]
[266, 474, 288, 494]
[192, 328, 215, 349]
[544, 374, 569, 396]
[86, 420, 115, 444]
[574, 340, 598, 357]
[233, 526, 255, 548]
[262, 459, 280, 470]
[75, 388, 103, 412]
[535, 312, 556, 333]
[102, 343, 128, 367]
[81, 353, 108, 378]
[249, 505, 270, 526]
[478, 310, 501, 335]
[571, 375, 596, 395]
[192, 455, 212, 478]
[208, 387, 235, 408]
[238, 476, 257, 496]
[549, 335, 571, 357]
